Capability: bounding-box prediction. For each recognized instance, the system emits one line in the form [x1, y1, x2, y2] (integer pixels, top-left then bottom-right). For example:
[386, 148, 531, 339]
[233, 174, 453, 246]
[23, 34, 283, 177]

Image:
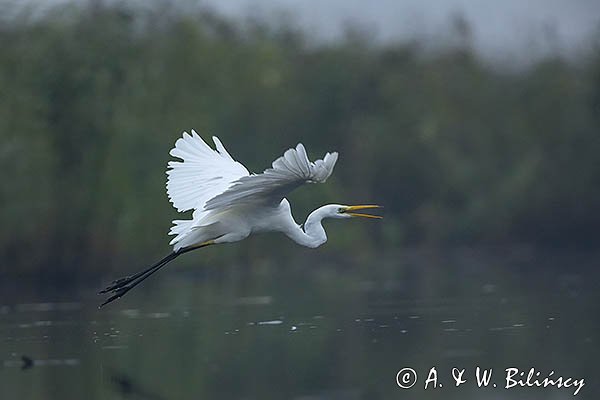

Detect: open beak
[342, 205, 383, 219]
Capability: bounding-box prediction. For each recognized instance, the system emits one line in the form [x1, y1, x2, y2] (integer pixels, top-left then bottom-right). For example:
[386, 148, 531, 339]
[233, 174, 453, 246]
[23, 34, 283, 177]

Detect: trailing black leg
[99, 252, 179, 294]
[98, 240, 217, 308]
[99, 251, 180, 308]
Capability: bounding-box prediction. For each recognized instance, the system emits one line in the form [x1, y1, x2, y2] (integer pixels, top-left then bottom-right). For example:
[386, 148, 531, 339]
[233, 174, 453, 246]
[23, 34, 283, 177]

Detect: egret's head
[327, 204, 383, 219]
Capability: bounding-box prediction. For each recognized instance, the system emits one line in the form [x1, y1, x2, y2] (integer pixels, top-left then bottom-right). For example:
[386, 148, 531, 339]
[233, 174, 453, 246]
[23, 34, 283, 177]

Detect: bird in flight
[100, 130, 381, 307]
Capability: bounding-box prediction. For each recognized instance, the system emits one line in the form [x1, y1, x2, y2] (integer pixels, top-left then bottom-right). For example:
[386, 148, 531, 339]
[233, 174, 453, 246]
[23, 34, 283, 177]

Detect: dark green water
[1, 248, 598, 399]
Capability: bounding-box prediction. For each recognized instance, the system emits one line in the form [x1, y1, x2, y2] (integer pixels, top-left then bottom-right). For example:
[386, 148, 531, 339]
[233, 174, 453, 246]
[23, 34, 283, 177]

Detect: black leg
[98, 241, 216, 308]
[99, 252, 178, 294]
[99, 251, 180, 308]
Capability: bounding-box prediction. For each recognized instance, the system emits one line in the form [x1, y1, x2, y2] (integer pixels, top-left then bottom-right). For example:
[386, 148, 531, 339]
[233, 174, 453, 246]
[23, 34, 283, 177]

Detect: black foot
[98, 251, 180, 308]
[99, 285, 134, 308]
[99, 275, 138, 294]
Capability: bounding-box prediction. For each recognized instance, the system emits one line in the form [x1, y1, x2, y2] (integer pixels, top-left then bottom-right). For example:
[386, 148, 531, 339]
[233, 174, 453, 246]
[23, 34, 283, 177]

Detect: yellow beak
[342, 205, 383, 219]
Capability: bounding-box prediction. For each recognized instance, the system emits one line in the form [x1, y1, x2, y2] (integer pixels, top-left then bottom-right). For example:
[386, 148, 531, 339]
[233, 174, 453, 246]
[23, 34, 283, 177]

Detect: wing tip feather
[166, 129, 250, 213]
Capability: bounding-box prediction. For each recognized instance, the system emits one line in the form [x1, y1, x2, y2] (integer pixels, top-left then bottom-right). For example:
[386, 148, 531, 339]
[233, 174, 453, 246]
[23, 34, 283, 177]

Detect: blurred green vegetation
[1, 3, 599, 278]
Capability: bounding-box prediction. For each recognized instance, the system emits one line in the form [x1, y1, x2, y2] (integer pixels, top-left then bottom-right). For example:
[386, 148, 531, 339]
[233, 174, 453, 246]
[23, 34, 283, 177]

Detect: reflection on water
[1, 248, 598, 399]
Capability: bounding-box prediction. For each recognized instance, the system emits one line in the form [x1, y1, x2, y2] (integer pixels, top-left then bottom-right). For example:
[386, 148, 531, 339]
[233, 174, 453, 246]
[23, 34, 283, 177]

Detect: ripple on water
[489, 325, 524, 332]
[15, 302, 81, 312]
[101, 345, 129, 350]
[3, 358, 80, 368]
[146, 312, 171, 319]
[120, 309, 141, 318]
[257, 320, 283, 326]
[233, 296, 272, 306]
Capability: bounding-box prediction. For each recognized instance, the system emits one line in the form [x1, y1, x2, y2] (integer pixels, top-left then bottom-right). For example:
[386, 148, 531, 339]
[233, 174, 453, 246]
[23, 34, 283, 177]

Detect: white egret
[100, 130, 381, 307]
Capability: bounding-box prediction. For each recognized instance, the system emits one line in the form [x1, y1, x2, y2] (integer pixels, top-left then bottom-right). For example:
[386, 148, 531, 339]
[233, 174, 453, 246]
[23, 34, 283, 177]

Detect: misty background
[1, 2, 599, 399]
[7, 0, 600, 61]
[2, 0, 599, 279]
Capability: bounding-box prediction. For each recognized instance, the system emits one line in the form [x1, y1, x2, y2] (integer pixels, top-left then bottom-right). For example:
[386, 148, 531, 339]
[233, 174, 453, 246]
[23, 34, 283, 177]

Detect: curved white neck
[285, 206, 330, 248]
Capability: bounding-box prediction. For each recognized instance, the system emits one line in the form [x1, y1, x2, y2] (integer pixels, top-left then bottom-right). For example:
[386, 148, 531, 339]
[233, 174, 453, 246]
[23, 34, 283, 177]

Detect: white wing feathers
[166, 130, 249, 213]
[166, 132, 337, 247]
[205, 143, 338, 210]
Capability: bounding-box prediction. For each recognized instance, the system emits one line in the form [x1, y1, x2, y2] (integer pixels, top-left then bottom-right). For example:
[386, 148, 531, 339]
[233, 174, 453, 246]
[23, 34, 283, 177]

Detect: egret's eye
[338, 207, 345, 213]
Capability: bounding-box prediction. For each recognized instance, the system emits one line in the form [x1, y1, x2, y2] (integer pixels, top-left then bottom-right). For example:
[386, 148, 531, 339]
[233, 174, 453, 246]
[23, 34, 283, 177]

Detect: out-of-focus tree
[0, 2, 598, 278]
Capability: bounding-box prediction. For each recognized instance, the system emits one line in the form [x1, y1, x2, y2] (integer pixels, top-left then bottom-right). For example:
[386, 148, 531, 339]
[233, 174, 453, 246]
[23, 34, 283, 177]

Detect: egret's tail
[169, 219, 193, 237]
[168, 219, 194, 247]
[169, 220, 222, 251]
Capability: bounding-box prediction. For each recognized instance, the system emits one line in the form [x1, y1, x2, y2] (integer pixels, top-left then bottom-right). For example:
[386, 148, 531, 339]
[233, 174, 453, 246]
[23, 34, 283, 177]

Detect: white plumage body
[166, 130, 339, 250]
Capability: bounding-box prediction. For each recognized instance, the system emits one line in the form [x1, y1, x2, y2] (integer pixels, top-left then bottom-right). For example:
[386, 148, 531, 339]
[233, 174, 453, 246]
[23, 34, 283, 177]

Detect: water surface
[1, 248, 598, 399]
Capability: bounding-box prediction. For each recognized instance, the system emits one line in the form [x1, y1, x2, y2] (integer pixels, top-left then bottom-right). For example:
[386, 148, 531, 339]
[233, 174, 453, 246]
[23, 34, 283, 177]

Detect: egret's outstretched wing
[205, 144, 338, 210]
[166, 130, 250, 213]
